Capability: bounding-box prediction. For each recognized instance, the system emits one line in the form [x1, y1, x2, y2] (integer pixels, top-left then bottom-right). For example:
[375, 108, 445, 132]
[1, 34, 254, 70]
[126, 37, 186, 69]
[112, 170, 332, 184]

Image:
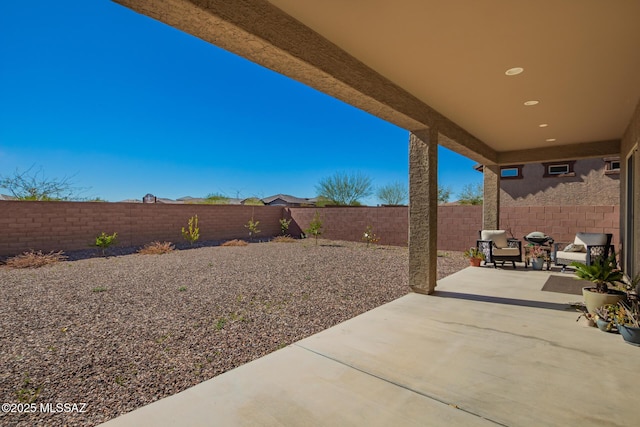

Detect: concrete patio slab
[101, 267, 639, 427]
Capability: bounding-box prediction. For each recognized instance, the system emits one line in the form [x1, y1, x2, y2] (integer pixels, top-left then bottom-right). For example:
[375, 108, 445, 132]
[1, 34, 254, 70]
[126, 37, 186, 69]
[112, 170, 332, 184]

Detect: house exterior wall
[499, 158, 620, 206]
[620, 99, 640, 279]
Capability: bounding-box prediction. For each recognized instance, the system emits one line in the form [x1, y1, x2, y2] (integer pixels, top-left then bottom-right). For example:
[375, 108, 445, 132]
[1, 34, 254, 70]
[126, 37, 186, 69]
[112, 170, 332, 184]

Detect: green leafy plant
[181, 215, 200, 246]
[463, 247, 485, 260]
[305, 211, 323, 245]
[95, 232, 117, 256]
[16, 373, 41, 403]
[279, 217, 292, 235]
[178, 286, 187, 292]
[245, 217, 261, 241]
[362, 225, 380, 247]
[594, 304, 619, 331]
[571, 253, 623, 294]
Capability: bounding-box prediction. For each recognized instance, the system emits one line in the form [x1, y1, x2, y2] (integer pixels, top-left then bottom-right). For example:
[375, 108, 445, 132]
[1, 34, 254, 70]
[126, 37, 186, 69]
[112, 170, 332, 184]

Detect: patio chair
[553, 232, 613, 272]
[477, 230, 522, 269]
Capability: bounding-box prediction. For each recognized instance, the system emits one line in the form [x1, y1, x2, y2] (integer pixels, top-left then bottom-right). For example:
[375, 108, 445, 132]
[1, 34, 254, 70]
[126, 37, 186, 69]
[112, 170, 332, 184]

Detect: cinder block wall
[288, 205, 620, 252]
[0, 202, 620, 256]
[285, 206, 408, 246]
[0, 201, 283, 256]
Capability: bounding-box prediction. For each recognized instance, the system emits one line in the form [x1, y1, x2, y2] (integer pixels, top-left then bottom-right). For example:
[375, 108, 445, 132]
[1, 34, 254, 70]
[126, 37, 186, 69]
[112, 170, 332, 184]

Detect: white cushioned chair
[553, 232, 613, 271]
[477, 230, 522, 269]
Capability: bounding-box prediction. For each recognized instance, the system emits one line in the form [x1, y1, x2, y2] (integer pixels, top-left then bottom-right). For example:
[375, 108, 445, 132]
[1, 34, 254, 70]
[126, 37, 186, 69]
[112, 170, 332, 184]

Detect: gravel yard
[0, 239, 467, 426]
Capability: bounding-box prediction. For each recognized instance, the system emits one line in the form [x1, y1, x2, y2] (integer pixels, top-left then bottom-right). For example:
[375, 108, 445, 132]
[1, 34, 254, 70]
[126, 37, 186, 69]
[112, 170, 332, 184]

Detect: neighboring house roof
[261, 194, 317, 205]
[0, 194, 17, 201]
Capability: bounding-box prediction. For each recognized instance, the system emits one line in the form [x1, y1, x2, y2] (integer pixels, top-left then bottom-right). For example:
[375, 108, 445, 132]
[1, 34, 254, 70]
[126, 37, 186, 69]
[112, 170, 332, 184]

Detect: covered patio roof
[113, 0, 640, 164]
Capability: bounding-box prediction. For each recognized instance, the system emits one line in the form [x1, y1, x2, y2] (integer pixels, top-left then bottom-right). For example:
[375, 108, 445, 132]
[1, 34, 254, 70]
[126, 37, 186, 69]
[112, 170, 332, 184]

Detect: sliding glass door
[626, 149, 636, 279]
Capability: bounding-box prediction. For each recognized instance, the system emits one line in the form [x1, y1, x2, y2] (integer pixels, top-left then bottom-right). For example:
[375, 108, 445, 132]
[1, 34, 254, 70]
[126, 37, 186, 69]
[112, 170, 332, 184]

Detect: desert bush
[181, 215, 200, 245]
[362, 225, 380, 247]
[221, 239, 248, 247]
[272, 236, 296, 243]
[138, 241, 175, 255]
[245, 217, 261, 241]
[95, 232, 118, 256]
[305, 211, 323, 245]
[5, 250, 67, 268]
[279, 218, 292, 235]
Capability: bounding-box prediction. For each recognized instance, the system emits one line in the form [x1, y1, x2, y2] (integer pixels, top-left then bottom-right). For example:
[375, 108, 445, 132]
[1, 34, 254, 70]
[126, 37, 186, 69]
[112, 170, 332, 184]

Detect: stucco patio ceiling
[113, 0, 640, 164]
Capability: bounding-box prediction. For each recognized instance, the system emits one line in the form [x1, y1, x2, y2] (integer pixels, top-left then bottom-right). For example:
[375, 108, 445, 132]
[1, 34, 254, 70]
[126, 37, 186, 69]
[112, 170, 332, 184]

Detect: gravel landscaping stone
[0, 239, 467, 426]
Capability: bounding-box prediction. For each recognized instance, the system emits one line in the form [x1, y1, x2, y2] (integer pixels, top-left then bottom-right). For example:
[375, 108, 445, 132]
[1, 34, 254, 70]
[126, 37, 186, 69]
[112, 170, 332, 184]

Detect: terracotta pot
[469, 258, 482, 267]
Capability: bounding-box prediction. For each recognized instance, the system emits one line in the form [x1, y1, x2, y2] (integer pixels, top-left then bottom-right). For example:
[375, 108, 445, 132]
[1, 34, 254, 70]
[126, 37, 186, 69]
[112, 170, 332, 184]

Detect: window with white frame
[604, 157, 621, 174]
[542, 161, 576, 177]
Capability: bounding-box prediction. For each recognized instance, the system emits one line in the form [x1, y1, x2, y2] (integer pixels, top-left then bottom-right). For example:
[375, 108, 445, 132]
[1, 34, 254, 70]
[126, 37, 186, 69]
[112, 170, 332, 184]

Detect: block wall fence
[0, 201, 619, 256]
[0, 201, 282, 256]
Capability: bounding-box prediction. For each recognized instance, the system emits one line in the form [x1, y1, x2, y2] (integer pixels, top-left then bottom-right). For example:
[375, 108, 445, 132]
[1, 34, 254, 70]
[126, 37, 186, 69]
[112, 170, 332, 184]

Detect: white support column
[409, 129, 438, 295]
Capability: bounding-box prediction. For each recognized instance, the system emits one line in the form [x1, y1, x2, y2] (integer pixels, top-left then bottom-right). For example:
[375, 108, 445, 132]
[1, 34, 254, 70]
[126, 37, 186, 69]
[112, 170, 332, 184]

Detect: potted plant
[571, 253, 625, 315]
[528, 245, 547, 270]
[594, 304, 619, 333]
[615, 274, 640, 346]
[463, 247, 486, 267]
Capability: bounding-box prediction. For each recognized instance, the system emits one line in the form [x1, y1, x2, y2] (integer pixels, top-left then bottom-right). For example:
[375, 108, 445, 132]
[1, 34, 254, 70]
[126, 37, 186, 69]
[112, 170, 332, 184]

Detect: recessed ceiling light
[505, 67, 524, 76]
[524, 100, 539, 106]
[546, 138, 556, 142]
[539, 124, 548, 128]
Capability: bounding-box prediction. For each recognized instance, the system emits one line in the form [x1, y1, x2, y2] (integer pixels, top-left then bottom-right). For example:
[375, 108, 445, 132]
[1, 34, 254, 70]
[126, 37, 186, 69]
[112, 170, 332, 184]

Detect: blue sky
[0, 0, 481, 204]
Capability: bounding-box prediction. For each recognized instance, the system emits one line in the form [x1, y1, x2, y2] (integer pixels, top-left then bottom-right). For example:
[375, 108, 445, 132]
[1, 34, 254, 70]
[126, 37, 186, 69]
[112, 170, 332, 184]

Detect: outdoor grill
[524, 231, 554, 246]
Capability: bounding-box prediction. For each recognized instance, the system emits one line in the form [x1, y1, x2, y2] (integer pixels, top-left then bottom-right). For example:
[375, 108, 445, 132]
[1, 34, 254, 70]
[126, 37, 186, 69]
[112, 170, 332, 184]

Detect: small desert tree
[316, 171, 373, 206]
[438, 185, 452, 204]
[458, 183, 483, 205]
[181, 215, 200, 245]
[305, 211, 323, 245]
[377, 182, 407, 205]
[0, 166, 84, 201]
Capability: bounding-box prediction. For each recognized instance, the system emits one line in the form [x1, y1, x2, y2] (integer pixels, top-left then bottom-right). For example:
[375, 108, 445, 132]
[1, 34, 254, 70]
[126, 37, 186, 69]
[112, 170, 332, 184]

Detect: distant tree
[438, 185, 452, 204]
[242, 197, 264, 206]
[0, 166, 84, 201]
[458, 183, 483, 205]
[377, 182, 408, 205]
[205, 193, 230, 204]
[316, 171, 373, 206]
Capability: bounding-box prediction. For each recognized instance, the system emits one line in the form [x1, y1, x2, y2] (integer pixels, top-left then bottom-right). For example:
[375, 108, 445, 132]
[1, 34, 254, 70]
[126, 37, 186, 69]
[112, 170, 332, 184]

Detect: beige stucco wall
[620, 100, 640, 278]
[500, 158, 620, 207]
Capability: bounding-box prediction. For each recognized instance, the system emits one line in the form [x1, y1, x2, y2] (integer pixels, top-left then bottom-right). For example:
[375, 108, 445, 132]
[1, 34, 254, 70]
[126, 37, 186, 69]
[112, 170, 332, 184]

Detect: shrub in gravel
[138, 241, 175, 255]
[221, 239, 248, 247]
[5, 250, 67, 268]
[95, 231, 118, 256]
[305, 211, 323, 245]
[181, 215, 200, 246]
[245, 216, 261, 241]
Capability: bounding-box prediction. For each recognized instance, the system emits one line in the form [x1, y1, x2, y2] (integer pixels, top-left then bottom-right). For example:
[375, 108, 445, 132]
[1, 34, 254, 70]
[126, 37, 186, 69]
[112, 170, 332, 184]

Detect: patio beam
[498, 139, 621, 165]
[409, 130, 438, 295]
[482, 165, 500, 230]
